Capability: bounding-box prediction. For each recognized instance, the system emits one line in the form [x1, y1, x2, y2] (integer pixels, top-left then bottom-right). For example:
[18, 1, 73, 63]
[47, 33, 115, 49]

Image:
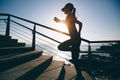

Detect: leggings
[58, 38, 81, 60]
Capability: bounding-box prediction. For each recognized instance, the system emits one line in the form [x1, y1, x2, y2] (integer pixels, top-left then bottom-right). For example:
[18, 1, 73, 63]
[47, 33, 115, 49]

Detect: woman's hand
[54, 17, 60, 23]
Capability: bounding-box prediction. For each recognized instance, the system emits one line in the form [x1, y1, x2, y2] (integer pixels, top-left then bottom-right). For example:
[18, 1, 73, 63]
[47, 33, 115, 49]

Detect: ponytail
[72, 8, 76, 19]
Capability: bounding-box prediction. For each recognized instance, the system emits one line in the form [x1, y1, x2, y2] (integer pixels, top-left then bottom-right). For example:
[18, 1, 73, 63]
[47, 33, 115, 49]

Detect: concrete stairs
[0, 35, 77, 80]
[0, 35, 25, 47]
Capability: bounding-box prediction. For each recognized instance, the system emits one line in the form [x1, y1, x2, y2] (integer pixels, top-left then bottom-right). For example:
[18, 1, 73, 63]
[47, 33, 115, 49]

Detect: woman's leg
[71, 39, 85, 80]
[71, 38, 81, 60]
[58, 39, 72, 51]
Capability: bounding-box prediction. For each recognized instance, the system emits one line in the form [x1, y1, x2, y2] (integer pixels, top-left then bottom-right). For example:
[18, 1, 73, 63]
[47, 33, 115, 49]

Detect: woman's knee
[58, 45, 62, 50]
[58, 44, 71, 51]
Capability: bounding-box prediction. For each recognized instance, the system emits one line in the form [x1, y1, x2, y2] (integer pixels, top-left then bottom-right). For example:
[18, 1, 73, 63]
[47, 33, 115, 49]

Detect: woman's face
[62, 8, 70, 14]
[62, 3, 74, 14]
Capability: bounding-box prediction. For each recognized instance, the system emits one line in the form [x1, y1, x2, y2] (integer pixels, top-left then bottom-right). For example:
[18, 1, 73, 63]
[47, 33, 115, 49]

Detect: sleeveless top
[65, 13, 79, 39]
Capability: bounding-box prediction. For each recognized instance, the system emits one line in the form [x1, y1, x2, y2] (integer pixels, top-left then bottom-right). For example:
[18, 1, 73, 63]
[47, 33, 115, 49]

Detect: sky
[0, 0, 120, 41]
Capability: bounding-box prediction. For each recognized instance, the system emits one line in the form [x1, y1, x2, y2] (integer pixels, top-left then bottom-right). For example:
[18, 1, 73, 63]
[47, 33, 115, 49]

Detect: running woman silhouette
[54, 3, 84, 80]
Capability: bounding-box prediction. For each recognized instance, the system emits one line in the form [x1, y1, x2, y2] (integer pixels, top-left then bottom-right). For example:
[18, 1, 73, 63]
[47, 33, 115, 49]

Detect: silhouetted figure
[54, 3, 84, 80]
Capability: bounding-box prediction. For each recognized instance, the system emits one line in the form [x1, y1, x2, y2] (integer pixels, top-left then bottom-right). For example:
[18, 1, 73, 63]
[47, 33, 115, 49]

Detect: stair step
[0, 35, 26, 47]
[0, 50, 43, 72]
[0, 35, 11, 40]
[0, 47, 33, 55]
[0, 42, 25, 47]
[0, 39, 18, 42]
[0, 55, 53, 80]
[64, 66, 93, 80]
[64, 65, 77, 80]
[36, 61, 65, 80]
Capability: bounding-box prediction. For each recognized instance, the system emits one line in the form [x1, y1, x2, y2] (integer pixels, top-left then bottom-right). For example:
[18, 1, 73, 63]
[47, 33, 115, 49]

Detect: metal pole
[88, 43, 92, 59]
[6, 15, 10, 36]
[32, 24, 36, 50]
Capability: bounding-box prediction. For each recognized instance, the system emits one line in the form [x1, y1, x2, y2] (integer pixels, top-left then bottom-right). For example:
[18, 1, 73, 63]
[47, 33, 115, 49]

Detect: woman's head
[61, 3, 75, 14]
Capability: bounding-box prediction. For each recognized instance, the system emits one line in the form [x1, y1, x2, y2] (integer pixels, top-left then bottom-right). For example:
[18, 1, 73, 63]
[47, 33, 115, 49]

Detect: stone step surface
[64, 65, 77, 80]
[0, 42, 25, 47]
[0, 55, 53, 80]
[0, 50, 43, 72]
[0, 47, 33, 55]
[36, 60, 65, 80]
[0, 35, 11, 40]
[0, 35, 25, 47]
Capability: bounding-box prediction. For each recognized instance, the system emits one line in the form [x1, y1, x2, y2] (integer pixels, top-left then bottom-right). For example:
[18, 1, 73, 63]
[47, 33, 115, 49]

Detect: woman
[54, 3, 84, 80]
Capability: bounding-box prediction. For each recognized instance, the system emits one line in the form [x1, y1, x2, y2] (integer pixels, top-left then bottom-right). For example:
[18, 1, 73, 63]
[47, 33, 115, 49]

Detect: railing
[0, 13, 120, 63]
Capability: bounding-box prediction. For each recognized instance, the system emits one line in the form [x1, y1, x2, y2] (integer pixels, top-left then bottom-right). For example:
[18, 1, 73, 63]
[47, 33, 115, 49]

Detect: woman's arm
[54, 17, 65, 23]
[75, 20, 82, 35]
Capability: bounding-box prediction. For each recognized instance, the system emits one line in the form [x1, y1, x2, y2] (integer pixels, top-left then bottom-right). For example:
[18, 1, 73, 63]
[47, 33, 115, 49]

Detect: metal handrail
[0, 13, 120, 60]
[0, 13, 120, 44]
[0, 13, 90, 43]
[90, 40, 120, 43]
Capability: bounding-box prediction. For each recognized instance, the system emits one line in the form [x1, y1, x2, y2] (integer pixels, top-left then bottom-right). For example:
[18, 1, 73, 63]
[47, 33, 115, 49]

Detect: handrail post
[88, 43, 92, 59]
[32, 24, 36, 50]
[6, 15, 10, 36]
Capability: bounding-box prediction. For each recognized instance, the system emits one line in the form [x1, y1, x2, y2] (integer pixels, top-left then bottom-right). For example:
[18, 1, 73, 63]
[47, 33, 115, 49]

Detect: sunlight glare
[53, 23, 69, 42]
[55, 23, 68, 33]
